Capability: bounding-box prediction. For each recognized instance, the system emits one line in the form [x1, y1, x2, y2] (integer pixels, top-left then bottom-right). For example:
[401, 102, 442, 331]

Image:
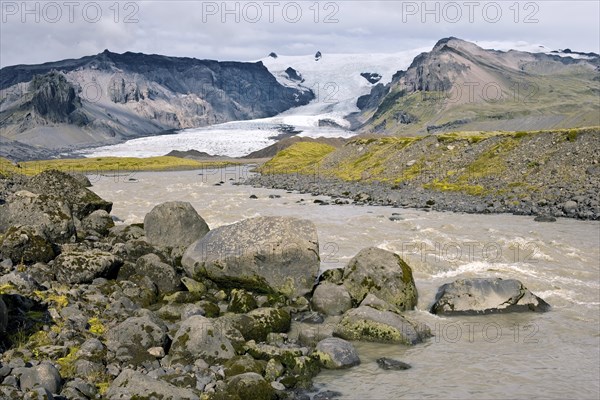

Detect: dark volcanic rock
[360, 72, 382, 84]
[430, 278, 551, 315]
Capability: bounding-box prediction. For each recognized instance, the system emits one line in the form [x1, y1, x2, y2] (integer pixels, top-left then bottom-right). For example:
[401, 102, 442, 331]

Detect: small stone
[376, 357, 411, 370]
[148, 347, 166, 358]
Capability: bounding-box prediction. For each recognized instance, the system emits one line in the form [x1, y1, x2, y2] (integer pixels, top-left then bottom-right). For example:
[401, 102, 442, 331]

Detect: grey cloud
[1, 0, 598, 68]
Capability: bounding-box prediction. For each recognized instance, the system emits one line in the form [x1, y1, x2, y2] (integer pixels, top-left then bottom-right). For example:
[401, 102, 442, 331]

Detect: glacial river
[89, 168, 600, 400]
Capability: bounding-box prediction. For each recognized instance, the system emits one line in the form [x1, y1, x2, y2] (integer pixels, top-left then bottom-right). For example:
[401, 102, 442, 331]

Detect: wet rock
[54, 250, 121, 284]
[168, 315, 235, 364]
[182, 216, 319, 299]
[311, 282, 352, 316]
[376, 357, 411, 370]
[343, 247, 418, 311]
[334, 305, 429, 345]
[19, 363, 62, 394]
[430, 278, 551, 315]
[143, 201, 209, 248]
[106, 369, 199, 400]
[105, 311, 169, 365]
[314, 337, 360, 369]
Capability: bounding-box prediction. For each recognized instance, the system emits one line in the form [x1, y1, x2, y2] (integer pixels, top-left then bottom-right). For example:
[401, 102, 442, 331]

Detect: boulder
[106, 369, 199, 400]
[19, 363, 62, 394]
[0, 225, 56, 264]
[25, 170, 112, 220]
[144, 201, 209, 248]
[311, 282, 352, 316]
[133, 253, 180, 294]
[54, 250, 121, 284]
[343, 247, 417, 311]
[182, 216, 319, 298]
[334, 306, 429, 345]
[168, 315, 235, 364]
[314, 337, 360, 369]
[430, 278, 551, 315]
[244, 307, 291, 342]
[223, 372, 274, 400]
[105, 311, 169, 365]
[81, 210, 114, 236]
[0, 191, 75, 243]
[227, 289, 258, 313]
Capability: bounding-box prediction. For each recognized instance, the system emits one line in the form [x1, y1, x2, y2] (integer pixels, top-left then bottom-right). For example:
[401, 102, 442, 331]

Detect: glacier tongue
[81, 50, 427, 158]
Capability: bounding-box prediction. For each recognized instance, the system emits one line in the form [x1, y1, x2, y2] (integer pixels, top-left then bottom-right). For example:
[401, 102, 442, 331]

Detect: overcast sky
[1, 1, 599, 68]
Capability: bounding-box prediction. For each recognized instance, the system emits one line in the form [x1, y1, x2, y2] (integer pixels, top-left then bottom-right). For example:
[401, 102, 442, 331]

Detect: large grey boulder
[105, 311, 169, 365]
[343, 247, 418, 311]
[0, 225, 56, 264]
[0, 191, 75, 243]
[430, 278, 551, 315]
[54, 250, 121, 284]
[19, 363, 62, 394]
[25, 170, 112, 220]
[144, 201, 209, 248]
[182, 216, 319, 298]
[334, 306, 429, 345]
[106, 369, 199, 400]
[311, 282, 352, 316]
[168, 315, 235, 364]
[314, 337, 360, 369]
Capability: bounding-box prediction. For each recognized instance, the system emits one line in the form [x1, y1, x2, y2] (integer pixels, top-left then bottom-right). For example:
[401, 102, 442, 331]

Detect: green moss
[88, 317, 106, 336]
[0, 156, 237, 176]
[260, 142, 336, 175]
[56, 346, 79, 378]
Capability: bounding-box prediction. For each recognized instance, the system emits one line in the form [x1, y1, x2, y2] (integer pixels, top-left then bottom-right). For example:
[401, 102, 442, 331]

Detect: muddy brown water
[89, 168, 600, 399]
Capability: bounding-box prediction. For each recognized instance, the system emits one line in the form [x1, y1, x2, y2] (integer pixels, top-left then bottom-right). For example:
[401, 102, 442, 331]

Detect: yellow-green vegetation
[33, 290, 69, 309]
[56, 346, 79, 378]
[262, 126, 598, 197]
[0, 156, 238, 176]
[260, 142, 336, 174]
[424, 179, 487, 196]
[0, 283, 16, 295]
[334, 137, 419, 181]
[87, 316, 106, 336]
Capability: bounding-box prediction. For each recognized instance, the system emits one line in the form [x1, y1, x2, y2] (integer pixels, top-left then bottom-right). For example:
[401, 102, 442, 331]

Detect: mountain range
[1, 38, 598, 161]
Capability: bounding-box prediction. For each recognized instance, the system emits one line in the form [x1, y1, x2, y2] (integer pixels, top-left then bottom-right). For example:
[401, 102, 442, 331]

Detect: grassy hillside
[261, 127, 599, 201]
[0, 156, 237, 177]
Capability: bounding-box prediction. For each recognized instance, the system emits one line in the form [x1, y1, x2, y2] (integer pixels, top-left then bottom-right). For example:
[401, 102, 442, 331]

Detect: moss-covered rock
[54, 250, 121, 284]
[343, 247, 417, 311]
[227, 289, 258, 314]
[222, 372, 274, 400]
[224, 355, 266, 378]
[0, 225, 56, 264]
[334, 305, 430, 345]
